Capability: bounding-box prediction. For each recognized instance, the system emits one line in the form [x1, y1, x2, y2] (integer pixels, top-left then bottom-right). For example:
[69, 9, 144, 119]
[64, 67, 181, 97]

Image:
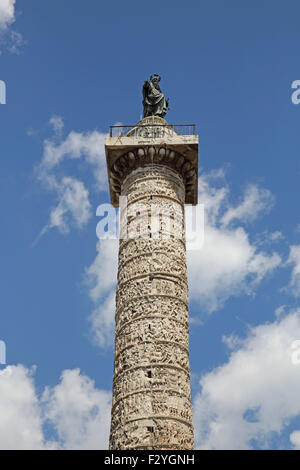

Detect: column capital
[105, 118, 198, 207]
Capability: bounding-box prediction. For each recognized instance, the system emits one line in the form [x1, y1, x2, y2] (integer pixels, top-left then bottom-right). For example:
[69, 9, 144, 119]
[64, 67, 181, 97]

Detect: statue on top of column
[142, 74, 169, 119]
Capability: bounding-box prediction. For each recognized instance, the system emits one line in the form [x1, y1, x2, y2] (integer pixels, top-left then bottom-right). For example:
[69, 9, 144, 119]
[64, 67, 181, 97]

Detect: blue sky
[0, 0, 300, 449]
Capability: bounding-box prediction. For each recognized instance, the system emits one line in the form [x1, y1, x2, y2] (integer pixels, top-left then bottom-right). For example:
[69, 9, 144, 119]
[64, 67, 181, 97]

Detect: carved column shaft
[109, 161, 194, 450]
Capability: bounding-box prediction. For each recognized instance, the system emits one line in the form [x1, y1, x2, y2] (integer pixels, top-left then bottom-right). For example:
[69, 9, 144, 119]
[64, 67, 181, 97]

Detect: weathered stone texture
[109, 163, 194, 450]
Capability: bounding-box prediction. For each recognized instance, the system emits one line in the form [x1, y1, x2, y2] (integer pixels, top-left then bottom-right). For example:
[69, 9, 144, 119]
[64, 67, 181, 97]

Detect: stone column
[105, 117, 198, 450]
[109, 163, 193, 450]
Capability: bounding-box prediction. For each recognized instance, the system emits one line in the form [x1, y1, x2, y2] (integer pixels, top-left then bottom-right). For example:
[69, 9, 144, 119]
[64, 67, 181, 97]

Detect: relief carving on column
[109, 164, 194, 450]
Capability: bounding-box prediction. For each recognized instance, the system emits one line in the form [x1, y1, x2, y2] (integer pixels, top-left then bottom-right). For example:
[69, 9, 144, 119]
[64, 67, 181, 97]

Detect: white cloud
[0, 365, 47, 450]
[221, 333, 243, 351]
[187, 171, 281, 312]
[42, 369, 111, 450]
[0, 365, 111, 450]
[221, 184, 274, 227]
[275, 305, 288, 319]
[268, 231, 284, 242]
[43, 176, 92, 235]
[36, 117, 108, 237]
[0, 0, 16, 30]
[85, 240, 118, 302]
[254, 230, 284, 247]
[0, 1, 25, 54]
[193, 309, 300, 449]
[41, 122, 108, 190]
[49, 115, 64, 136]
[286, 245, 300, 297]
[7, 29, 25, 54]
[89, 291, 116, 348]
[290, 430, 300, 449]
[84, 240, 118, 348]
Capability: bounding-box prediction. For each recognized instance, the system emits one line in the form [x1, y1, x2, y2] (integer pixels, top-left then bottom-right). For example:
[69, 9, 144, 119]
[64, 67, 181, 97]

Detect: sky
[0, 0, 300, 450]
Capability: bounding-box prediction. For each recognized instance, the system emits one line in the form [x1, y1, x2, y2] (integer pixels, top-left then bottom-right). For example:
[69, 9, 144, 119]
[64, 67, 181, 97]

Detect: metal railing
[109, 123, 196, 138]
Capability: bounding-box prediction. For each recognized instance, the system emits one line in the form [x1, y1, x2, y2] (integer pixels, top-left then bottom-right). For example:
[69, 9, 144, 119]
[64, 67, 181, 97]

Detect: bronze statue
[142, 74, 169, 119]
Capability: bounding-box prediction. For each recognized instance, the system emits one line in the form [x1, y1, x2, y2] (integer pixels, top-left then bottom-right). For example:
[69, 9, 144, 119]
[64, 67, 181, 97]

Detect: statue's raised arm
[142, 74, 169, 119]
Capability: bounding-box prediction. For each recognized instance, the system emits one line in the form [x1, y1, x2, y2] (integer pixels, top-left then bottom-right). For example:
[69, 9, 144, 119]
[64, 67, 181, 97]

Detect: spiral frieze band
[109, 163, 194, 450]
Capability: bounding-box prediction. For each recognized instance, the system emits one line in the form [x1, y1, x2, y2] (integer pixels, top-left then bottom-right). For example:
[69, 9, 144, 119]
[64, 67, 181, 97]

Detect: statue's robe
[143, 81, 168, 118]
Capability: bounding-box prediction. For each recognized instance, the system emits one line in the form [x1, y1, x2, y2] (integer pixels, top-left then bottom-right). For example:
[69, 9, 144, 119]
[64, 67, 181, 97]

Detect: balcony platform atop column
[105, 116, 198, 207]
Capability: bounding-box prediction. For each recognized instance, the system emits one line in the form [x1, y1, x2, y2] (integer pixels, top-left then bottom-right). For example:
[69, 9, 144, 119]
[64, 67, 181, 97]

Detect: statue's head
[150, 74, 161, 84]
